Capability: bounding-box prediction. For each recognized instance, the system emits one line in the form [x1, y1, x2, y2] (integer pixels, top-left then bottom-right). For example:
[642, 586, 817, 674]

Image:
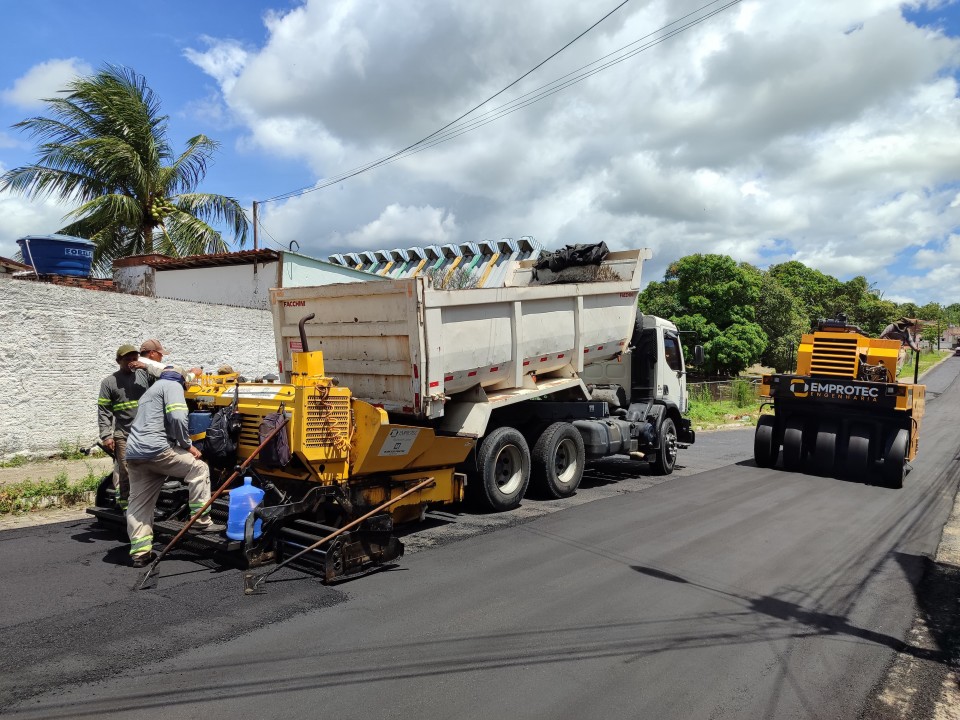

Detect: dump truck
[90, 248, 700, 580]
[753, 315, 925, 488]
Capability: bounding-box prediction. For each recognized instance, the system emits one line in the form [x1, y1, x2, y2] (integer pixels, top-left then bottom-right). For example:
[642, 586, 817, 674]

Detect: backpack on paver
[205, 386, 242, 467]
[258, 408, 291, 468]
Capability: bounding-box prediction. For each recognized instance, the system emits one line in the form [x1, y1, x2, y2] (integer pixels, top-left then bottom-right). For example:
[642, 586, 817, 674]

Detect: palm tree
[0, 65, 248, 272]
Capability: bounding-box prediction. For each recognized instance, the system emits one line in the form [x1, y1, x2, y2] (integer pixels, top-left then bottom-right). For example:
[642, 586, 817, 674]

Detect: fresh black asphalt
[3, 359, 959, 719]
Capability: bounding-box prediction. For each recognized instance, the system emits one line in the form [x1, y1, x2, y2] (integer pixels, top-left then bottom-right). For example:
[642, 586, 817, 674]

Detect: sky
[1, 0, 959, 304]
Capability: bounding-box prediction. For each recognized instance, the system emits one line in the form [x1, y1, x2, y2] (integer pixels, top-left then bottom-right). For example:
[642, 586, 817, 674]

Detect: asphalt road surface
[3, 359, 959, 719]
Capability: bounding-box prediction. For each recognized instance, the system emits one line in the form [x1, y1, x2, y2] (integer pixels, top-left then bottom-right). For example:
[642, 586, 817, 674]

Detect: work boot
[191, 517, 224, 534]
[131, 552, 156, 568]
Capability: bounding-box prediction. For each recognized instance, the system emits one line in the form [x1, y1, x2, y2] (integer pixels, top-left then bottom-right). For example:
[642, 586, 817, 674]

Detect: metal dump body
[270, 249, 650, 420]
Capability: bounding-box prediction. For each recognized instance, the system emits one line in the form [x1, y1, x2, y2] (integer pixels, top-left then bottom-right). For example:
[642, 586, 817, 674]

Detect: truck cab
[579, 314, 698, 468]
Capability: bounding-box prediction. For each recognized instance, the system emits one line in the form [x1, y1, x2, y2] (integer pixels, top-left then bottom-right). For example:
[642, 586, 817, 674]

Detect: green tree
[767, 261, 843, 330]
[0, 66, 248, 272]
[840, 276, 897, 336]
[659, 254, 767, 375]
[755, 273, 805, 372]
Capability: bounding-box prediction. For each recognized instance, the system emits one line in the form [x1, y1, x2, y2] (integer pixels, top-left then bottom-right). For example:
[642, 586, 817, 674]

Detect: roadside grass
[0, 471, 103, 515]
[0, 439, 104, 468]
[898, 349, 951, 380]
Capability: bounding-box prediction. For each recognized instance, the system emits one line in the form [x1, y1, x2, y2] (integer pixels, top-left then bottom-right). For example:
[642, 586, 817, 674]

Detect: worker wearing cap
[133, 339, 203, 382]
[880, 317, 921, 377]
[124, 365, 217, 567]
[97, 344, 151, 510]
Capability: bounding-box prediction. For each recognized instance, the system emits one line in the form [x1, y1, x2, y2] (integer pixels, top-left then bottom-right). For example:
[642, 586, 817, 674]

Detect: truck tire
[881, 429, 908, 489]
[754, 415, 777, 468]
[472, 426, 531, 511]
[531, 422, 585, 499]
[651, 418, 678, 475]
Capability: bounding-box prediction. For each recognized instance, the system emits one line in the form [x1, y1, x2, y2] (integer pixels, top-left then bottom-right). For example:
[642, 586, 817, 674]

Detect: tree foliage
[0, 65, 248, 272]
[638, 254, 767, 375]
[640, 253, 946, 377]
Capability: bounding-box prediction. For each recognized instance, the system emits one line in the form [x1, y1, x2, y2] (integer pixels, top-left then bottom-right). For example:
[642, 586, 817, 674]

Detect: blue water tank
[226, 477, 264, 541]
[16, 234, 94, 277]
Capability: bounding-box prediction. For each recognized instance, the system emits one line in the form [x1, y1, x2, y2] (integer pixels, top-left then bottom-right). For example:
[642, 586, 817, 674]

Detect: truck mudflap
[677, 417, 696, 446]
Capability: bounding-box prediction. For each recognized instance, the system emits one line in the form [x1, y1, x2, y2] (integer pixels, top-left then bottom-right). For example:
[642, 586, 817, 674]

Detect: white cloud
[1, 58, 93, 109]
[0, 178, 72, 261]
[126, 1, 960, 303]
[344, 204, 458, 248]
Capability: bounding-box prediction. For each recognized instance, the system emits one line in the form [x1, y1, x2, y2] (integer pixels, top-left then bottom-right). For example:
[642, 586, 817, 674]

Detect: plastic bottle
[226, 477, 264, 540]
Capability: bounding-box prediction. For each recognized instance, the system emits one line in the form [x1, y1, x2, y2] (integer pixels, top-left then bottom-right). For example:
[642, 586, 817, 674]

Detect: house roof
[0, 255, 32, 272]
[143, 249, 280, 270]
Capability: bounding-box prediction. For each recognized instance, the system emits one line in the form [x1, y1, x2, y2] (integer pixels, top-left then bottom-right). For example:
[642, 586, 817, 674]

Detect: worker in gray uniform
[97, 344, 151, 510]
[880, 317, 921, 377]
[124, 365, 218, 567]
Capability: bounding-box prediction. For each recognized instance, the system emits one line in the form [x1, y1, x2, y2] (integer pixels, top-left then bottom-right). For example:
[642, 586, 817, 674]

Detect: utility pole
[252, 201, 259, 252]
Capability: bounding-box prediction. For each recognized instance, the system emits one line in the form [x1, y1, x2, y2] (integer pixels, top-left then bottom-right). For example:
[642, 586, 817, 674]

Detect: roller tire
[845, 424, 871, 481]
[754, 415, 777, 468]
[881, 429, 909, 489]
[782, 417, 805, 472]
[471, 426, 531, 511]
[812, 421, 838, 477]
[531, 422, 585, 499]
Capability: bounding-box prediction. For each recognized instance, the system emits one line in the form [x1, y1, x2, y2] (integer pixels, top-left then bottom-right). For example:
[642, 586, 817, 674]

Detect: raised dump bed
[270, 249, 650, 419]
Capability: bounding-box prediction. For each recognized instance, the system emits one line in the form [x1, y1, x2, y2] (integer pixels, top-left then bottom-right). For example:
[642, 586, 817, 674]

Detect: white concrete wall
[154, 262, 280, 309]
[0, 281, 276, 458]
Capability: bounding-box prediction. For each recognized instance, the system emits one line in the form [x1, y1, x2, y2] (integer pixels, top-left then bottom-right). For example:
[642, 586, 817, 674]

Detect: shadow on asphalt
[631, 559, 954, 666]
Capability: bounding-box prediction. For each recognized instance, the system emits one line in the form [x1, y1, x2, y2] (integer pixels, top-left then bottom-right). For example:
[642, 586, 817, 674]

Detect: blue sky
[2, 1, 960, 304]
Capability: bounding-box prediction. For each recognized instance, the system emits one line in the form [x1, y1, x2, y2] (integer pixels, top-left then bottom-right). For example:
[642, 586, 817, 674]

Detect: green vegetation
[0, 65, 248, 272]
[898, 349, 950, 379]
[687, 398, 763, 430]
[0, 455, 30, 469]
[0, 471, 102, 515]
[640, 253, 959, 376]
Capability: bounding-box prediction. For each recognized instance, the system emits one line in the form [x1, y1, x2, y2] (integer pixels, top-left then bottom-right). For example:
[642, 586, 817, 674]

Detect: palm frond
[175, 192, 249, 247]
[164, 210, 229, 255]
[3, 64, 241, 269]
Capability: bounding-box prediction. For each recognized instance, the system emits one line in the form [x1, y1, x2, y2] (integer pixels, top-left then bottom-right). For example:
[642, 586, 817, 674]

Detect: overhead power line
[258, 0, 739, 206]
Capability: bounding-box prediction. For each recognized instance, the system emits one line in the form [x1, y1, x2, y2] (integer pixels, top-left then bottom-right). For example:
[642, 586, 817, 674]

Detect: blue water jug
[226, 477, 264, 540]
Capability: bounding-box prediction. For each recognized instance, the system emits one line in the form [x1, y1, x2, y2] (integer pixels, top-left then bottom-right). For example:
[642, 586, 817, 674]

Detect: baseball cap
[140, 339, 166, 354]
[164, 365, 186, 378]
[217, 364, 235, 375]
[116, 343, 139, 360]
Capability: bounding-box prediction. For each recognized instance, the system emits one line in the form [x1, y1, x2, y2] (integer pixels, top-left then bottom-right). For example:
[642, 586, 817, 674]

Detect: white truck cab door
[660, 330, 686, 412]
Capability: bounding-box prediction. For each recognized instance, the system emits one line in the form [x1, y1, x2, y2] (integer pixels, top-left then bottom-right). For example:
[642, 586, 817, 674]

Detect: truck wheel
[782, 417, 804, 472]
[812, 421, 838, 477]
[754, 415, 777, 468]
[881, 429, 908, 489]
[531, 422, 585, 499]
[651, 418, 678, 475]
[473, 427, 531, 511]
[845, 424, 871, 480]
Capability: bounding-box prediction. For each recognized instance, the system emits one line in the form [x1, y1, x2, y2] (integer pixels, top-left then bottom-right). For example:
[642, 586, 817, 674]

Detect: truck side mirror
[693, 345, 704, 366]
